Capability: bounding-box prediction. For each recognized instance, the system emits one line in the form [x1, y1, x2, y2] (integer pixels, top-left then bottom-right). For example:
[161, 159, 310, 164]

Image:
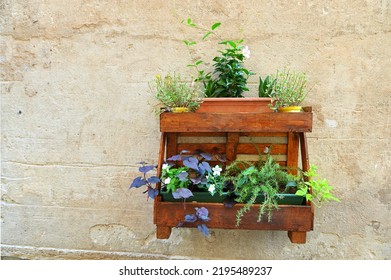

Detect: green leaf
[195, 60, 203, 65]
[228, 41, 237, 48]
[211, 22, 221, 30]
[186, 18, 196, 27]
[202, 31, 212, 40]
[183, 40, 196, 46]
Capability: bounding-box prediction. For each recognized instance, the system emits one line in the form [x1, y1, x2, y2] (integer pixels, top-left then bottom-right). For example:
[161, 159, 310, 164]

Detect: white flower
[162, 163, 170, 171]
[208, 184, 216, 194]
[242, 45, 250, 59]
[164, 177, 171, 184]
[212, 165, 222, 176]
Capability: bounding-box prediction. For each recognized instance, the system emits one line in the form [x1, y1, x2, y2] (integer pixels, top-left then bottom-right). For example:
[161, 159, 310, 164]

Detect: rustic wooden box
[154, 108, 314, 243]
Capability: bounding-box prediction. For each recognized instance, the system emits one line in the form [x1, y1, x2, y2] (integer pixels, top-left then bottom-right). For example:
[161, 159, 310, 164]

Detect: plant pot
[171, 107, 190, 113]
[197, 97, 273, 113]
[277, 106, 302, 113]
[254, 193, 304, 205]
[160, 189, 228, 203]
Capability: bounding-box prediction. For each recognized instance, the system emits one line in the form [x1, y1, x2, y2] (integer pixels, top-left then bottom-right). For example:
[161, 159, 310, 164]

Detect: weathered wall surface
[1, 0, 390, 259]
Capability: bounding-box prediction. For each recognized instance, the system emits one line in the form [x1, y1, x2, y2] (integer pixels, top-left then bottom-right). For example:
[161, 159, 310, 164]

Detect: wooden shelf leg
[156, 226, 172, 239]
[288, 231, 307, 244]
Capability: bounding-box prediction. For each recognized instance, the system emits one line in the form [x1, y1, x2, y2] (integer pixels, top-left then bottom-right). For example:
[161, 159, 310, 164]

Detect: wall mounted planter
[154, 107, 314, 243]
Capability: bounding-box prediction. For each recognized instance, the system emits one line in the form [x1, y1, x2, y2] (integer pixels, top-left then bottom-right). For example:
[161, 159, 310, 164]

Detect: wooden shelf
[160, 110, 313, 133]
[154, 108, 314, 244]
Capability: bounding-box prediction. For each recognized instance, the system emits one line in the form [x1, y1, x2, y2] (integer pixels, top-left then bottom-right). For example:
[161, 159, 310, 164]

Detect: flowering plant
[183, 19, 254, 97]
[160, 150, 225, 198]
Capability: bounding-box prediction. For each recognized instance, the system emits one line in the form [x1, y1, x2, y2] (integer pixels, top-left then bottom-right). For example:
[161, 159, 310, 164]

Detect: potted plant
[267, 67, 308, 112]
[222, 153, 339, 227]
[150, 73, 202, 113]
[182, 18, 272, 113]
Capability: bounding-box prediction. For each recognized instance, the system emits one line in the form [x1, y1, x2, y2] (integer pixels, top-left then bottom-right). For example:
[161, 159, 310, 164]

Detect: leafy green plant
[258, 75, 276, 97]
[183, 18, 254, 97]
[150, 73, 202, 113]
[225, 155, 294, 226]
[269, 67, 308, 109]
[223, 153, 340, 226]
[295, 165, 340, 206]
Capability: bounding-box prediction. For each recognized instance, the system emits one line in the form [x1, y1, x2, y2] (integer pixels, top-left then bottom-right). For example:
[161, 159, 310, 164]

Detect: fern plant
[225, 155, 293, 226]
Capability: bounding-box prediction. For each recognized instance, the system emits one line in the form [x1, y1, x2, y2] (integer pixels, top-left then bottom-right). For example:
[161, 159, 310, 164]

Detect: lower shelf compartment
[154, 196, 314, 244]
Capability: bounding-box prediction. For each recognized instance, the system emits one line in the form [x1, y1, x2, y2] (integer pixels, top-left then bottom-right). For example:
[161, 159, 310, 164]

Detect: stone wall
[1, 0, 390, 259]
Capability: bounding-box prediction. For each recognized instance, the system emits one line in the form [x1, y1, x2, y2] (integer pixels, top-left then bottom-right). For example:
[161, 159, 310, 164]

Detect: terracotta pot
[277, 106, 302, 113]
[197, 97, 273, 113]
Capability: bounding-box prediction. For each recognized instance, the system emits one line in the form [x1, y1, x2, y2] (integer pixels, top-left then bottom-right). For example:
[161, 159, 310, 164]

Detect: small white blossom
[208, 184, 216, 194]
[162, 163, 170, 171]
[242, 45, 250, 59]
[164, 177, 171, 184]
[212, 165, 222, 176]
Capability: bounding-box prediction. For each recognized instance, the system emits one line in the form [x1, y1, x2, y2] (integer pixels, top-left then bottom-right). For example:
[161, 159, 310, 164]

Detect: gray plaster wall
[1, 0, 390, 259]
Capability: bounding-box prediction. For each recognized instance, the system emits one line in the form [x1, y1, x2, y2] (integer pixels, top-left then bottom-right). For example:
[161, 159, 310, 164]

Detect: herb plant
[269, 67, 308, 109]
[150, 73, 202, 113]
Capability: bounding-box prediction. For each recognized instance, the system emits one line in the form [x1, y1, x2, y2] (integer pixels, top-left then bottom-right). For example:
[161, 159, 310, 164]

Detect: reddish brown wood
[156, 226, 172, 239]
[155, 201, 313, 232]
[156, 109, 314, 243]
[226, 133, 239, 164]
[166, 133, 177, 158]
[299, 133, 310, 172]
[160, 112, 313, 133]
[287, 132, 299, 175]
[288, 231, 307, 243]
[197, 97, 273, 113]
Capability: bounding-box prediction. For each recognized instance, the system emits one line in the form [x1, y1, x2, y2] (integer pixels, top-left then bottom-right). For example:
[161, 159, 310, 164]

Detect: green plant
[183, 19, 254, 97]
[295, 165, 340, 206]
[224, 155, 294, 226]
[269, 67, 308, 109]
[258, 75, 276, 97]
[223, 154, 340, 226]
[150, 73, 202, 113]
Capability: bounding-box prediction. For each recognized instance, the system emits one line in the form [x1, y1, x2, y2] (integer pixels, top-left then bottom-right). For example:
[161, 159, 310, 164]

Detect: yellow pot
[277, 106, 302, 113]
[171, 107, 190, 113]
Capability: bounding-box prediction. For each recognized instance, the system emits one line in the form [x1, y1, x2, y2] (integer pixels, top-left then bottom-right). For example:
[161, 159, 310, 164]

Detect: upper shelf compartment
[160, 107, 313, 133]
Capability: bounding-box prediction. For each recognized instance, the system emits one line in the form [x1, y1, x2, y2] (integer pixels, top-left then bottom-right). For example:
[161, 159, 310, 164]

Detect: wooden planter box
[154, 107, 314, 243]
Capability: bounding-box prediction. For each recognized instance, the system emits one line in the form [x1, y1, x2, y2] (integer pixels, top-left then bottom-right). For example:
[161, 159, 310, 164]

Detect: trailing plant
[183, 18, 254, 97]
[269, 67, 308, 109]
[224, 155, 294, 226]
[223, 153, 340, 226]
[149, 73, 202, 113]
[177, 206, 211, 237]
[129, 162, 160, 200]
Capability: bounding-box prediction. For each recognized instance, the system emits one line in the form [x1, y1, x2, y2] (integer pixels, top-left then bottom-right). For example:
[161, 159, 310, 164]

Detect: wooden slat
[155, 201, 313, 231]
[177, 143, 226, 156]
[236, 143, 287, 155]
[226, 133, 239, 164]
[166, 133, 177, 158]
[286, 132, 299, 175]
[160, 112, 313, 133]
